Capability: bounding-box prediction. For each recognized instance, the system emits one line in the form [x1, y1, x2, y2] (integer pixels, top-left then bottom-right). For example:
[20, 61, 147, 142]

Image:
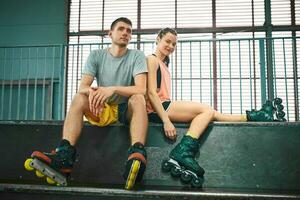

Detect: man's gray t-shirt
[82, 48, 147, 104]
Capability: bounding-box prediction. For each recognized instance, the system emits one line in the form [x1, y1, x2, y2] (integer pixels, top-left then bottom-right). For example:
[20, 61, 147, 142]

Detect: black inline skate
[24, 139, 76, 186]
[162, 135, 204, 188]
[123, 142, 147, 190]
[246, 97, 286, 122]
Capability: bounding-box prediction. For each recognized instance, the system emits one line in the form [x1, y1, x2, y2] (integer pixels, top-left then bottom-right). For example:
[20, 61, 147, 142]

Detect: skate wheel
[170, 166, 181, 177]
[180, 171, 192, 183]
[277, 111, 286, 118]
[274, 98, 282, 105]
[125, 160, 140, 190]
[161, 160, 171, 172]
[35, 170, 45, 178]
[191, 177, 203, 188]
[46, 177, 56, 185]
[24, 158, 34, 171]
[276, 104, 284, 111]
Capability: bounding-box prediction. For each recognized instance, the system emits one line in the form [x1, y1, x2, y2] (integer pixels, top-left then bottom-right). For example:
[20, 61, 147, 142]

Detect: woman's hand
[163, 120, 177, 140]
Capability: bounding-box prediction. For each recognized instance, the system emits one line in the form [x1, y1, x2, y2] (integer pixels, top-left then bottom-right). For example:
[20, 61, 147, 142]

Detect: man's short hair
[110, 17, 132, 30]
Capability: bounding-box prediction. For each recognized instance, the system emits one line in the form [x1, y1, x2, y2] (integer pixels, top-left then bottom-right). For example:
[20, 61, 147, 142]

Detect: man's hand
[88, 87, 115, 116]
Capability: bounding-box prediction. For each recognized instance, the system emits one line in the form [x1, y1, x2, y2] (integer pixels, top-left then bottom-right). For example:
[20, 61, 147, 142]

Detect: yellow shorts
[85, 103, 118, 127]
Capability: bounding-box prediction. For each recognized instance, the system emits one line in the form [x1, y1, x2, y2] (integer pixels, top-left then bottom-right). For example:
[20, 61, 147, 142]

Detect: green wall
[0, 0, 67, 46]
[0, 0, 68, 120]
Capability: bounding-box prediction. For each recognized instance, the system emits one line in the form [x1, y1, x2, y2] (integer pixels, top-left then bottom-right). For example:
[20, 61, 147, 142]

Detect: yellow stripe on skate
[125, 160, 140, 190]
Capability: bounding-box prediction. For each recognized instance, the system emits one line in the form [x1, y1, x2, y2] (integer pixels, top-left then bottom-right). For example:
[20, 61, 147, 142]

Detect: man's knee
[71, 93, 88, 108]
[128, 94, 146, 109]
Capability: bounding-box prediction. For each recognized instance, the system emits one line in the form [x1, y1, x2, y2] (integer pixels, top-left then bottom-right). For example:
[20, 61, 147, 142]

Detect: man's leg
[62, 93, 91, 145]
[25, 93, 91, 185]
[123, 94, 148, 190]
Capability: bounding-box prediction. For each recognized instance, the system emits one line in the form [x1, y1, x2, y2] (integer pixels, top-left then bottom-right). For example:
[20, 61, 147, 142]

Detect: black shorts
[148, 101, 171, 123]
[118, 102, 129, 124]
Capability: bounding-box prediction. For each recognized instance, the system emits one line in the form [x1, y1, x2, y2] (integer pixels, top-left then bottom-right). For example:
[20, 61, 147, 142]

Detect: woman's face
[157, 32, 177, 56]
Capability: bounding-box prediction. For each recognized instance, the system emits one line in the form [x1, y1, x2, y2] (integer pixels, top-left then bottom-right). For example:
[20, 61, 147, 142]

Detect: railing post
[264, 0, 274, 100]
[259, 39, 267, 105]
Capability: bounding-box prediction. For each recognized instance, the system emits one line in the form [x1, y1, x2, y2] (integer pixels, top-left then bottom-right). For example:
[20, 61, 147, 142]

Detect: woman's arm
[147, 56, 176, 139]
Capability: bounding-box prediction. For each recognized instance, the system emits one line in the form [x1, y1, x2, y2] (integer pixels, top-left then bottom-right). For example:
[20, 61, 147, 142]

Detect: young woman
[146, 28, 286, 187]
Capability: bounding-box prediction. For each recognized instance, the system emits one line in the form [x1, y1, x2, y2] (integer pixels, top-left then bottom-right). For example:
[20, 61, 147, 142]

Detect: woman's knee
[205, 108, 216, 120]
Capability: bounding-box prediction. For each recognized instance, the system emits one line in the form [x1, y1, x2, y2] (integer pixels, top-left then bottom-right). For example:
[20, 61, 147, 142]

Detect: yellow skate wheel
[24, 158, 34, 171]
[125, 160, 140, 190]
[46, 177, 56, 185]
[35, 170, 45, 178]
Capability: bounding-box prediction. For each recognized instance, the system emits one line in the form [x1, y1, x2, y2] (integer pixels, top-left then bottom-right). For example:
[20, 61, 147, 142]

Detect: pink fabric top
[146, 57, 171, 113]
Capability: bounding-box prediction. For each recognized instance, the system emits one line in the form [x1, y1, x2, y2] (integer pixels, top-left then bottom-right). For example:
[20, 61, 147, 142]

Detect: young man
[24, 17, 148, 190]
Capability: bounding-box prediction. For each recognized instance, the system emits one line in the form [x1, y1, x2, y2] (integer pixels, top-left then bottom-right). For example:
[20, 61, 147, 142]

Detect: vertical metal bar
[101, 0, 105, 46]
[282, 39, 289, 121]
[209, 41, 213, 107]
[238, 40, 243, 114]
[137, 0, 141, 50]
[259, 39, 267, 105]
[218, 41, 222, 112]
[251, 0, 257, 109]
[50, 46, 55, 120]
[1, 48, 6, 119]
[57, 45, 64, 119]
[61, 45, 69, 119]
[212, 0, 217, 110]
[9, 49, 14, 120]
[171, 53, 174, 100]
[33, 48, 38, 120]
[189, 42, 192, 101]
[75, 46, 80, 94]
[174, 41, 178, 100]
[180, 42, 183, 100]
[272, 39, 277, 98]
[229, 41, 232, 114]
[80, 44, 84, 85]
[71, 45, 75, 103]
[175, 0, 177, 28]
[25, 48, 30, 120]
[291, 0, 299, 120]
[248, 40, 253, 108]
[292, 35, 299, 121]
[64, 43, 70, 118]
[264, 0, 274, 100]
[199, 41, 202, 102]
[42, 47, 47, 120]
[17, 48, 22, 120]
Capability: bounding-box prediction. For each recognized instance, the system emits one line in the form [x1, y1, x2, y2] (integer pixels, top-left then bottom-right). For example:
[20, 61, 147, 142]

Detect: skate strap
[31, 151, 51, 164]
[128, 152, 147, 164]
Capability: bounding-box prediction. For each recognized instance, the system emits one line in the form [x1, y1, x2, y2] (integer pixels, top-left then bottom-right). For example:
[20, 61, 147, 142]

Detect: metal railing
[0, 37, 299, 121]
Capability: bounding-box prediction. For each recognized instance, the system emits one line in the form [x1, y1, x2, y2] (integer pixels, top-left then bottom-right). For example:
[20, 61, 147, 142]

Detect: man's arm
[77, 74, 95, 95]
[87, 73, 147, 116]
[113, 73, 147, 97]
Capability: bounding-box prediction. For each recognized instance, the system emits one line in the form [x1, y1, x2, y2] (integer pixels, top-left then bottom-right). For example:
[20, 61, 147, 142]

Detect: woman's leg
[213, 111, 247, 122]
[167, 101, 246, 138]
[167, 101, 215, 139]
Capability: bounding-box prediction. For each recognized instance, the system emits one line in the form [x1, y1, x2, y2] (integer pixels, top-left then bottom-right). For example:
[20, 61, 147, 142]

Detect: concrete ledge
[0, 121, 299, 192]
[1, 183, 300, 200]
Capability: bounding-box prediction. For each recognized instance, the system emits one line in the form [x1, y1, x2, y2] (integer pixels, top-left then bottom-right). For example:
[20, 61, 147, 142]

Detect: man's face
[109, 21, 132, 47]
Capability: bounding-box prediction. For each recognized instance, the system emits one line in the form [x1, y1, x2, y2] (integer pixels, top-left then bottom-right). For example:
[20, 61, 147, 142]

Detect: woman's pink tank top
[146, 57, 171, 113]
